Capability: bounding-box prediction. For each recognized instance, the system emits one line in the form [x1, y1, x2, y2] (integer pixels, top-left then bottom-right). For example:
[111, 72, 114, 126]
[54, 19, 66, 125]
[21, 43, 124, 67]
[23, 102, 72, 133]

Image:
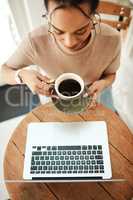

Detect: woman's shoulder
[95, 23, 121, 48]
[98, 23, 120, 39]
[28, 25, 49, 42]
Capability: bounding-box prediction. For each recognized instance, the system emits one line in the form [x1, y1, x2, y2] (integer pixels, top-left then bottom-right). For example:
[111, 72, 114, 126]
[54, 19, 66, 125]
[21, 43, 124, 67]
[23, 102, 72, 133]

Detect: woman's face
[48, 1, 92, 51]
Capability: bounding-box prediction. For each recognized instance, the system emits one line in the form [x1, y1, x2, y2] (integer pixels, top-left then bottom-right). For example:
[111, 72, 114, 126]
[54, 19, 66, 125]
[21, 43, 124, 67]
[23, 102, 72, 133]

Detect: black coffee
[58, 79, 81, 97]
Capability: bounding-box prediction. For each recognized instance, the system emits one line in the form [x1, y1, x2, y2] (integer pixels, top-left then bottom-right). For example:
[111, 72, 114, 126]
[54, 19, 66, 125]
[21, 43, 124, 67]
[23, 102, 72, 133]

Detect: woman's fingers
[88, 92, 97, 110]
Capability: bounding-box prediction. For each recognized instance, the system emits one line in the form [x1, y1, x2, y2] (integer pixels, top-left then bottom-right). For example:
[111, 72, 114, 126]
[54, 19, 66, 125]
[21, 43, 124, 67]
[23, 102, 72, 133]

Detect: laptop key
[52, 171, 56, 174]
[71, 161, 75, 165]
[75, 156, 79, 160]
[45, 156, 49, 160]
[30, 171, 35, 174]
[48, 166, 52, 170]
[66, 161, 70, 165]
[91, 160, 96, 165]
[59, 166, 63, 170]
[72, 151, 76, 155]
[77, 151, 81, 155]
[32, 151, 42, 156]
[92, 151, 96, 154]
[43, 166, 47, 170]
[79, 166, 83, 170]
[80, 156, 84, 160]
[98, 145, 102, 150]
[81, 160, 85, 165]
[60, 156, 64, 160]
[61, 161, 65, 165]
[93, 145, 97, 150]
[36, 161, 40, 165]
[31, 161, 35, 165]
[58, 151, 61, 155]
[38, 166, 42, 171]
[64, 166, 68, 170]
[97, 151, 103, 154]
[62, 171, 67, 174]
[48, 151, 52, 155]
[41, 161, 45, 165]
[65, 156, 69, 160]
[58, 146, 81, 150]
[100, 165, 104, 169]
[43, 152, 47, 155]
[50, 156, 54, 160]
[74, 166, 78, 170]
[70, 156, 74, 160]
[41, 171, 46, 174]
[51, 161, 55, 165]
[47, 146, 51, 150]
[82, 145, 87, 150]
[76, 161, 80, 165]
[87, 151, 91, 155]
[37, 146, 41, 151]
[46, 161, 50, 165]
[53, 151, 57, 155]
[85, 156, 89, 160]
[54, 166, 58, 170]
[52, 146, 57, 150]
[56, 161, 60, 165]
[90, 155, 94, 159]
[36, 171, 40, 174]
[97, 160, 104, 164]
[31, 166, 37, 171]
[40, 156, 44, 160]
[67, 151, 71, 155]
[63, 151, 66, 155]
[84, 171, 88, 173]
[35, 156, 39, 160]
[55, 156, 59, 160]
[95, 155, 103, 160]
[69, 166, 73, 170]
[82, 151, 86, 155]
[86, 160, 90, 165]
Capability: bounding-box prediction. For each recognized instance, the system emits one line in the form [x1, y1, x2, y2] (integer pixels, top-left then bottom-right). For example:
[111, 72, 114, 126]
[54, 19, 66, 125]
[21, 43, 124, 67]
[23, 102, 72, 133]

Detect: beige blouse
[5, 23, 121, 84]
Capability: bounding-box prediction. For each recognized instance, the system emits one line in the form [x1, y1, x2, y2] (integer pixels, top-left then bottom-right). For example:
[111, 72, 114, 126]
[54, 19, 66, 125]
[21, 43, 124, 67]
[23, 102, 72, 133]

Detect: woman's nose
[63, 34, 78, 48]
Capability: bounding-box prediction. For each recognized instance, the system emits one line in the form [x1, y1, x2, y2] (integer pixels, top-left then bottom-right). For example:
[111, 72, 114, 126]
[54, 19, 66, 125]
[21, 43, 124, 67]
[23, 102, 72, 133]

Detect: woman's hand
[19, 69, 54, 96]
[88, 80, 107, 109]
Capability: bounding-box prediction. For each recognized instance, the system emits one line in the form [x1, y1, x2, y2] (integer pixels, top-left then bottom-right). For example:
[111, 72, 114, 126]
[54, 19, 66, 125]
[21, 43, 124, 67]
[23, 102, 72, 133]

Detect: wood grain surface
[4, 103, 133, 200]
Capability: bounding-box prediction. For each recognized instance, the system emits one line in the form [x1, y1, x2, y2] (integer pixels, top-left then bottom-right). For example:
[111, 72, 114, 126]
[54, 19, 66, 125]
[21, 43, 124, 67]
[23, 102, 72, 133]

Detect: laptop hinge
[32, 177, 103, 181]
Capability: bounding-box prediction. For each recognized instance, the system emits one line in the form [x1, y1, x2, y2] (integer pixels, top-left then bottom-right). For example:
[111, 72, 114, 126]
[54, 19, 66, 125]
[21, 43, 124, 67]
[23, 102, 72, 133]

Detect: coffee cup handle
[49, 85, 60, 100]
[83, 83, 92, 98]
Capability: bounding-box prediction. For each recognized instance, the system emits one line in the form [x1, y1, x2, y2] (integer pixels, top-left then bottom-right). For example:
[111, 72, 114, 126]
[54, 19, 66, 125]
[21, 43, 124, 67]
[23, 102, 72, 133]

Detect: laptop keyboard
[30, 145, 104, 175]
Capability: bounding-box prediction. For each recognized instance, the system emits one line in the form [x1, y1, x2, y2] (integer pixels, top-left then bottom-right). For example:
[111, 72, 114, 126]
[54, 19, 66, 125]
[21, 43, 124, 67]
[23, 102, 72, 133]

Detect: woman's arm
[88, 73, 116, 96]
[0, 64, 23, 85]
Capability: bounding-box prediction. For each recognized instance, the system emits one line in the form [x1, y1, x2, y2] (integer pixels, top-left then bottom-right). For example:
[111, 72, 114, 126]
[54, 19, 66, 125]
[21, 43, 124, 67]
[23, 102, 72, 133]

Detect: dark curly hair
[44, 0, 99, 14]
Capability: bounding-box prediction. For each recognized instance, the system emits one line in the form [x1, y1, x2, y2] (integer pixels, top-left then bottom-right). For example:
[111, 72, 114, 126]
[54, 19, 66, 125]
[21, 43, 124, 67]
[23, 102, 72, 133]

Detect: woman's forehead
[48, 2, 91, 32]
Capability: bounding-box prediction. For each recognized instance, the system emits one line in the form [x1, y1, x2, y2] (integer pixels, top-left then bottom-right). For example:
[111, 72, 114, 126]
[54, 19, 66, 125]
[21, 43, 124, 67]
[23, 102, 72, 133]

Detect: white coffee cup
[54, 73, 85, 100]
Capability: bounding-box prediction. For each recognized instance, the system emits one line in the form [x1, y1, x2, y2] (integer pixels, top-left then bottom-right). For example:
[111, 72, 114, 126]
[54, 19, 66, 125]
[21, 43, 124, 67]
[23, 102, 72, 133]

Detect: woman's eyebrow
[51, 22, 90, 33]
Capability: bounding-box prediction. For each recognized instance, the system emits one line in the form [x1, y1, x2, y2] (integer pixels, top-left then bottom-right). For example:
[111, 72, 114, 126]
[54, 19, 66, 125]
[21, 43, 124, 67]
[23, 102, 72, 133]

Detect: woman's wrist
[15, 69, 27, 84]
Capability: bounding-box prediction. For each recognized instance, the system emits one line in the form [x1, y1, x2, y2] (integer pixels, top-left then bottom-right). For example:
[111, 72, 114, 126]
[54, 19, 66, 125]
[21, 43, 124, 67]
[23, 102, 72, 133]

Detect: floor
[0, 84, 40, 199]
[0, 115, 26, 199]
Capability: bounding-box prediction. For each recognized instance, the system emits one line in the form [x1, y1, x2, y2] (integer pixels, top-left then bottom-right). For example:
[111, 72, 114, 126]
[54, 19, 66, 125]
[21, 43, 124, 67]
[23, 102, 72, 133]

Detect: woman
[0, 0, 121, 107]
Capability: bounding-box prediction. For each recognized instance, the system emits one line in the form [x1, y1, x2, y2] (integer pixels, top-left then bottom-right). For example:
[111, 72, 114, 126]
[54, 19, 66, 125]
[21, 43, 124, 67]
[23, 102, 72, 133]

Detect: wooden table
[4, 103, 133, 200]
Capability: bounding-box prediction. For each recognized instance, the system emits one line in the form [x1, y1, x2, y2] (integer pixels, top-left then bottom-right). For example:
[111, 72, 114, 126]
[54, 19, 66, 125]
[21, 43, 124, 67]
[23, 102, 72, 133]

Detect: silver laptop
[23, 121, 112, 182]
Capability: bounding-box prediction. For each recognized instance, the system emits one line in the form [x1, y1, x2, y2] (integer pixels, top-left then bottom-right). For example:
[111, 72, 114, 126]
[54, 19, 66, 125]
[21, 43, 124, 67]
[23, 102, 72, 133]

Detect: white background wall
[24, 0, 45, 30]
